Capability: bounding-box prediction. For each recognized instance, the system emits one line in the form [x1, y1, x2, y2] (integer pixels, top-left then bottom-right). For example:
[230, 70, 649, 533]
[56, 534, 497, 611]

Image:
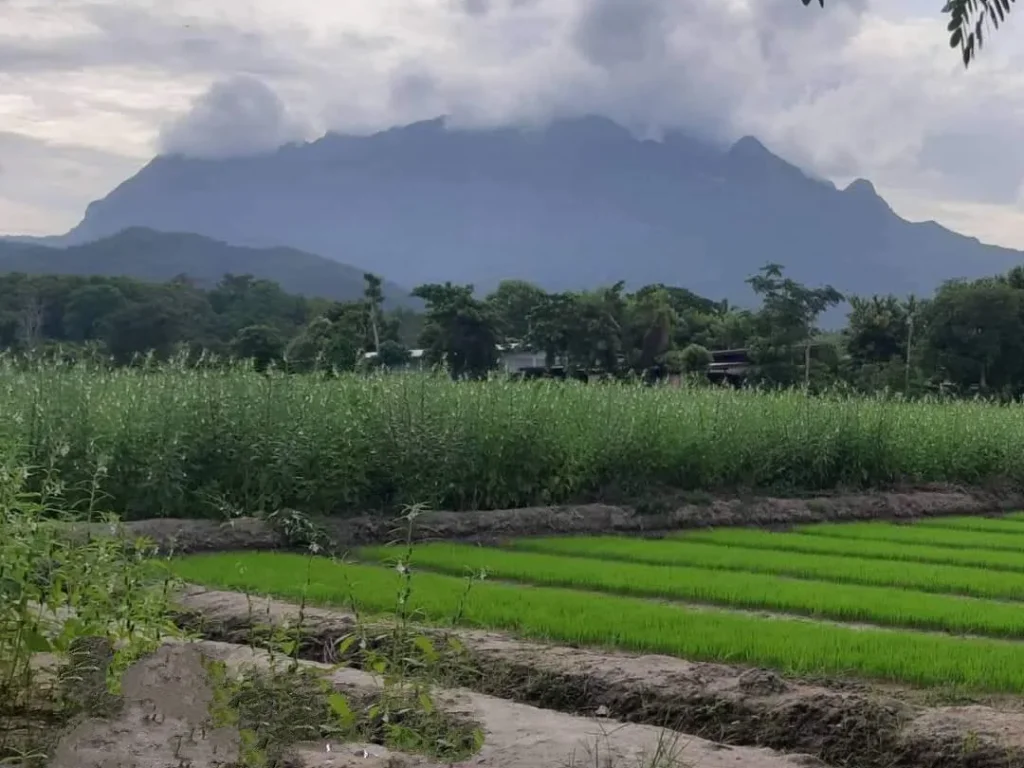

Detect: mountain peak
[844, 178, 878, 196]
[56, 117, 1024, 307]
[728, 135, 772, 158]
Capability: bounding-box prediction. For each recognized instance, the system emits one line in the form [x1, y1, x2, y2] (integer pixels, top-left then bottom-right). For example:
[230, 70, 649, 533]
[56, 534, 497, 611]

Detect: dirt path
[176, 586, 1024, 768]
[83, 487, 1024, 554]
[48, 638, 827, 768]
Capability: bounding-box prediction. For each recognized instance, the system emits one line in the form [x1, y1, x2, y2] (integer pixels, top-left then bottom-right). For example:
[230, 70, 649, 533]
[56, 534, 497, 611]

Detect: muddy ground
[176, 587, 1024, 768]
[49, 638, 827, 768]
[86, 486, 1024, 554]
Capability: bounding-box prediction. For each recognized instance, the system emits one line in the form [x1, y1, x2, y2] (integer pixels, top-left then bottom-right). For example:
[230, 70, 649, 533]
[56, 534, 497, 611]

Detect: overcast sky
[3, 0, 1024, 249]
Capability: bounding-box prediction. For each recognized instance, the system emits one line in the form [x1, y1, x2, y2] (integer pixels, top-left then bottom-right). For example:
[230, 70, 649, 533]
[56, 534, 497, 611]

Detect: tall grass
[6, 359, 1024, 517]
[174, 552, 1024, 693]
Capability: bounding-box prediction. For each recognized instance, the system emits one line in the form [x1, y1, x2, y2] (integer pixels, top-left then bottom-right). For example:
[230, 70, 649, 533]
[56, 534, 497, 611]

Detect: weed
[0, 454, 180, 765]
[565, 721, 691, 768]
[202, 506, 485, 767]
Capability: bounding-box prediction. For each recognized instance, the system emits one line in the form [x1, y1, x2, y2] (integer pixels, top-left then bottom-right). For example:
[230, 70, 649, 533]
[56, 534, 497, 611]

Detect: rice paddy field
[7, 362, 1024, 518]
[176, 513, 1024, 694]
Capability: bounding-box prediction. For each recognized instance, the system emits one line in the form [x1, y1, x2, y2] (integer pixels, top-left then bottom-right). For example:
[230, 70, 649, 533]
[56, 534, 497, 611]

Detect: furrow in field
[506, 536, 1024, 600]
[793, 521, 1024, 552]
[676, 528, 1024, 572]
[173, 551, 1024, 693]
[357, 543, 1024, 640]
[911, 515, 1024, 534]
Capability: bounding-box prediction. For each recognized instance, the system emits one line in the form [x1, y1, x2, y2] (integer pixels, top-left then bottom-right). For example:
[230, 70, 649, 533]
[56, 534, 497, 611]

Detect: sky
[3, 0, 1024, 249]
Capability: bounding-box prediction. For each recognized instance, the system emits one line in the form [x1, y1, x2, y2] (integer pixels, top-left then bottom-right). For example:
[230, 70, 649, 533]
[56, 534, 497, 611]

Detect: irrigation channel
[170, 509, 1024, 768]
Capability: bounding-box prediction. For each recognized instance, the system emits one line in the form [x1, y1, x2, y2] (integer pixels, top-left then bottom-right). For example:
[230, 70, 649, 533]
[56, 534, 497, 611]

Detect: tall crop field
[5, 360, 1024, 518]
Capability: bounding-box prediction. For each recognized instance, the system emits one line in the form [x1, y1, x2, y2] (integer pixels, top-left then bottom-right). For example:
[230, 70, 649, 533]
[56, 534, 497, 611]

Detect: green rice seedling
[796, 521, 1024, 552]
[913, 515, 1024, 534]
[677, 529, 1024, 572]
[174, 551, 1024, 693]
[508, 536, 1024, 600]
[355, 543, 1024, 639]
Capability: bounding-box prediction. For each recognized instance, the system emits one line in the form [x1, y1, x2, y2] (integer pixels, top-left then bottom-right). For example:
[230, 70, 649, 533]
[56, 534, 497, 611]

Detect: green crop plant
[173, 551, 1024, 693]
[913, 515, 1024, 534]
[508, 536, 1024, 600]
[796, 521, 1024, 552]
[8, 359, 1024, 517]
[677, 529, 1024, 572]
[355, 543, 1024, 639]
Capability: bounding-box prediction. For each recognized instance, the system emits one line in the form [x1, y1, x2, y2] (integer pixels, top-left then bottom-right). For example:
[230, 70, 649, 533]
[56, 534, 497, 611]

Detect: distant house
[361, 348, 427, 370]
[707, 348, 752, 384]
[496, 343, 553, 374]
[361, 343, 558, 375]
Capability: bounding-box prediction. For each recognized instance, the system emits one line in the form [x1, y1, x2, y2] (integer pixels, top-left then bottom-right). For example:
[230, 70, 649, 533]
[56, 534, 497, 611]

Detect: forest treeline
[3, 263, 1024, 397]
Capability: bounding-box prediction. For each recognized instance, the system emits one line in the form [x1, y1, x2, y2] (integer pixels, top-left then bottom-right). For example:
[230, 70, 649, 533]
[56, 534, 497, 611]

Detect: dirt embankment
[177, 587, 1024, 768]
[95, 486, 1024, 554]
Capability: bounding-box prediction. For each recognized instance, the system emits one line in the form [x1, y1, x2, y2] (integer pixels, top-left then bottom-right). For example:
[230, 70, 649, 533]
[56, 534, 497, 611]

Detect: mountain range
[0, 228, 416, 308]
[8, 115, 1024, 310]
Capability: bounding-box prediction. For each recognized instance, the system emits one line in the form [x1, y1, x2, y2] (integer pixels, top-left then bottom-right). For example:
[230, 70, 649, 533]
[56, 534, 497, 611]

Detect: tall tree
[747, 263, 843, 385]
[844, 294, 923, 392]
[363, 272, 384, 352]
[486, 280, 549, 344]
[625, 286, 677, 373]
[922, 278, 1024, 392]
[412, 282, 499, 379]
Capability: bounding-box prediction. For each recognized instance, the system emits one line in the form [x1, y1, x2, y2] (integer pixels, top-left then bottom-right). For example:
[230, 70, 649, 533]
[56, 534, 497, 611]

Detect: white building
[362, 343, 553, 374]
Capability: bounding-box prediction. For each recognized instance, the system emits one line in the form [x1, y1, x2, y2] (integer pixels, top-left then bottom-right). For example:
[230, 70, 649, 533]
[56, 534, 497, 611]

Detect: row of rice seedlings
[11, 361, 1024, 517]
[355, 543, 1024, 639]
[796, 521, 1024, 552]
[507, 536, 1024, 600]
[678, 529, 1024, 573]
[173, 551, 1024, 692]
[912, 515, 1024, 534]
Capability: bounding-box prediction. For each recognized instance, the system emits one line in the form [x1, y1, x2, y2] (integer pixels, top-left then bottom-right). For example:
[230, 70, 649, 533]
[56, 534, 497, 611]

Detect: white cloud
[159, 75, 313, 157]
[1, 0, 1024, 250]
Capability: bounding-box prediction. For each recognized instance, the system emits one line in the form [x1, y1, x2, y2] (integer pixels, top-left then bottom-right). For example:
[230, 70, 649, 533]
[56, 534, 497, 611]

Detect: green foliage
[486, 279, 548, 343]
[512, 534, 1024, 601]
[203, 509, 484, 767]
[359, 542, 1024, 639]
[797, 519, 1024, 552]
[11, 363, 1024, 518]
[921, 277, 1024, 393]
[176, 550, 1024, 692]
[232, 326, 286, 372]
[685, 527, 1024, 573]
[0, 458, 179, 764]
[747, 263, 843, 386]
[413, 282, 499, 379]
[679, 343, 712, 373]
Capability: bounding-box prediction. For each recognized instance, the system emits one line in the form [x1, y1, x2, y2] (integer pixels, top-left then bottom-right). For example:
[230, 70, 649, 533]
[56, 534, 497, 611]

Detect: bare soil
[176, 587, 1024, 768]
[46, 638, 819, 768]
[83, 487, 1024, 554]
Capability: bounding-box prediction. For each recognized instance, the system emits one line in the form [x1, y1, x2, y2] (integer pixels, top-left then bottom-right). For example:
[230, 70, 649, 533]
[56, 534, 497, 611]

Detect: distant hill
[35, 115, 1024, 309]
[0, 228, 418, 308]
